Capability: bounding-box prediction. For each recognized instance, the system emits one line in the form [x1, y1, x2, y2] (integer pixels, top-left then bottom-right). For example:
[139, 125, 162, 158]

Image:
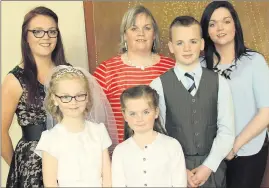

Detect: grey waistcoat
[160, 68, 219, 155]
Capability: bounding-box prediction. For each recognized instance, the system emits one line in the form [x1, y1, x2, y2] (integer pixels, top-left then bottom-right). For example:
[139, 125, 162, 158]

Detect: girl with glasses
[1, 6, 69, 188]
[35, 65, 117, 187]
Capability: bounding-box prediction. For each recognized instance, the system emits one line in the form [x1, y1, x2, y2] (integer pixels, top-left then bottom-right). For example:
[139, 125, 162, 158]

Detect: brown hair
[169, 15, 202, 40]
[21, 6, 69, 104]
[120, 85, 167, 140]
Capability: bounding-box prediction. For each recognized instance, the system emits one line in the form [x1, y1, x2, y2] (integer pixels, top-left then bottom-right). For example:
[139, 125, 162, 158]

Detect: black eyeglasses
[55, 93, 87, 103]
[28, 29, 59, 38]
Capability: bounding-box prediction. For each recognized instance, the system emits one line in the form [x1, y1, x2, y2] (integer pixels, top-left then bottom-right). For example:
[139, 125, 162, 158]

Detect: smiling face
[168, 24, 204, 68]
[208, 7, 236, 47]
[124, 13, 155, 53]
[122, 97, 159, 135]
[27, 15, 57, 58]
[53, 78, 88, 120]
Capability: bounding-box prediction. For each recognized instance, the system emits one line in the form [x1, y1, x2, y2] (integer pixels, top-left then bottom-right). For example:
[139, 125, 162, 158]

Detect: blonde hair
[44, 67, 93, 122]
[119, 5, 160, 54]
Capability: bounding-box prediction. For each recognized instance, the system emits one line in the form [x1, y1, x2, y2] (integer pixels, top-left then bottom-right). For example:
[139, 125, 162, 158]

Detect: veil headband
[44, 65, 119, 152]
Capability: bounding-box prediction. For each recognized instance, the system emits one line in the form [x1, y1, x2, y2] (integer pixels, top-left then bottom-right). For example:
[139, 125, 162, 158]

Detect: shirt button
[145, 146, 148, 149]
[195, 132, 199, 136]
[193, 109, 196, 113]
[143, 158, 146, 161]
[144, 184, 147, 187]
[144, 170, 147, 173]
[197, 144, 200, 148]
[192, 99, 196, 102]
[194, 120, 198, 124]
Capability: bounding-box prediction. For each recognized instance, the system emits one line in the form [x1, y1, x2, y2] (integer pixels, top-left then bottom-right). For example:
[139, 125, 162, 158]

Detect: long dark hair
[21, 6, 69, 104]
[120, 85, 167, 140]
[200, 1, 253, 69]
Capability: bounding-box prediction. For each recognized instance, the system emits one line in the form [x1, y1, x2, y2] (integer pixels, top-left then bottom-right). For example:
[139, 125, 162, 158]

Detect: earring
[124, 41, 128, 51]
[153, 41, 156, 51]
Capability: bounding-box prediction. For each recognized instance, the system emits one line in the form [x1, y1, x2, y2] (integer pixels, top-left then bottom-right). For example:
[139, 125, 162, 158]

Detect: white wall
[1, 1, 89, 186]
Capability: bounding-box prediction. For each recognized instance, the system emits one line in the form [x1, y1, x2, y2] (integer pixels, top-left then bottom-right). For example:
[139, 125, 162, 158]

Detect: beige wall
[1, 1, 88, 186]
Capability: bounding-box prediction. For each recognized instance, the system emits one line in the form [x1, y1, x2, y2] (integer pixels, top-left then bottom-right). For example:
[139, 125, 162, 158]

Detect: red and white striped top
[93, 55, 175, 143]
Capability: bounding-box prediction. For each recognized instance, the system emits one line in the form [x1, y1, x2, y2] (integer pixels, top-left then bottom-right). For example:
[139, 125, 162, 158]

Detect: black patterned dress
[6, 66, 46, 188]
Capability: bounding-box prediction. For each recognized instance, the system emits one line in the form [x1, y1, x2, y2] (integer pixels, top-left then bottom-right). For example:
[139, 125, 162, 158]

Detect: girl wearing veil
[35, 65, 118, 187]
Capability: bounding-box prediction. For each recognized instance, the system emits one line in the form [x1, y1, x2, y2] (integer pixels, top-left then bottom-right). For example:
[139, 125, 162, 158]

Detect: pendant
[126, 53, 152, 71]
[135, 65, 145, 70]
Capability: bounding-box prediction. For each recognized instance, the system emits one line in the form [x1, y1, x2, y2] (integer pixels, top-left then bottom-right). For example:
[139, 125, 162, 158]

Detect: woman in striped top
[93, 5, 175, 143]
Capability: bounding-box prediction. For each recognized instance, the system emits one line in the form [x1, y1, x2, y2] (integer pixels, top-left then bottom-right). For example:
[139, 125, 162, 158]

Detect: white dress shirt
[112, 133, 187, 187]
[150, 63, 235, 172]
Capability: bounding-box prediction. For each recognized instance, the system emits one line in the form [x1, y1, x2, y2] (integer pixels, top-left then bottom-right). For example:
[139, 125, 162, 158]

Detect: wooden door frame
[83, 1, 96, 73]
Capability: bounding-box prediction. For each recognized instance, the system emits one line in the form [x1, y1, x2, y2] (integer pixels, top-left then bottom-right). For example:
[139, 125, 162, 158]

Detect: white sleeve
[112, 146, 126, 187]
[150, 77, 166, 127]
[99, 123, 112, 150]
[171, 139, 188, 187]
[203, 75, 235, 172]
[35, 130, 58, 158]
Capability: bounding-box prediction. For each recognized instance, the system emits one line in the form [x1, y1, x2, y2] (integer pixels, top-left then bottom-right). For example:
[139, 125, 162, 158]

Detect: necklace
[213, 61, 237, 80]
[126, 53, 154, 70]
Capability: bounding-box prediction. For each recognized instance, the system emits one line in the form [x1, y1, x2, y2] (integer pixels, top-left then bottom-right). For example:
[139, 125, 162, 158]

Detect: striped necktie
[184, 72, 196, 94]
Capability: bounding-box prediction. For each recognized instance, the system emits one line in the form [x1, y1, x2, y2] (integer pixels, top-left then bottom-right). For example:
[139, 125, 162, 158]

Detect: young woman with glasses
[1, 6, 69, 187]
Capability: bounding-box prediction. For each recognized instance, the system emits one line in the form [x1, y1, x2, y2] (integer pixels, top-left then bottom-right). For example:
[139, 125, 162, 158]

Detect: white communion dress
[35, 121, 112, 187]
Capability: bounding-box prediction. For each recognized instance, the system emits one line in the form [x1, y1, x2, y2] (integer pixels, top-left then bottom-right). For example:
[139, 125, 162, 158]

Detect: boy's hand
[186, 169, 199, 187]
[191, 165, 212, 186]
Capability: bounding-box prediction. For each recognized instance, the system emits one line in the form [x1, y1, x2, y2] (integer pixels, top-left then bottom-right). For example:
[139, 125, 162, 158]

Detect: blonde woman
[93, 5, 175, 143]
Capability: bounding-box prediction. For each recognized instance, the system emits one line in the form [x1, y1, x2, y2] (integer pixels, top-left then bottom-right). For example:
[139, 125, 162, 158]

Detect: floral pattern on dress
[7, 66, 46, 188]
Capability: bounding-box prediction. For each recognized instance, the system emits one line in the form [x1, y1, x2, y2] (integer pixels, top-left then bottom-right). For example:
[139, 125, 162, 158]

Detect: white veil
[44, 65, 119, 153]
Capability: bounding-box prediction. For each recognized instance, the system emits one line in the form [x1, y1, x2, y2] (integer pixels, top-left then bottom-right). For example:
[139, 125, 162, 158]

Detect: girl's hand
[186, 169, 199, 187]
[191, 165, 212, 186]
